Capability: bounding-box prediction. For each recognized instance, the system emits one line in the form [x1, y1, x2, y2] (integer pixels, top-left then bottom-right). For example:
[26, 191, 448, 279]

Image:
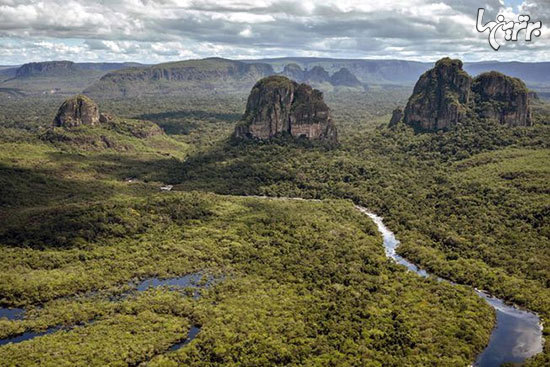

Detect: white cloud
[0, 0, 547, 64]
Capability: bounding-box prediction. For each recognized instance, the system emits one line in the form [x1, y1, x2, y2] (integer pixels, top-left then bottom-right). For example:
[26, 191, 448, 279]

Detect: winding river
[0, 200, 545, 366]
[360, 207, 544, 367]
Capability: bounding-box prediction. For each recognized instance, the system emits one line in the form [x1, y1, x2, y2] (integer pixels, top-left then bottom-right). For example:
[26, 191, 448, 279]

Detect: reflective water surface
[0, 307, 25, 321]
[0, 272, 211, 347]
[360, 207, 543, 367]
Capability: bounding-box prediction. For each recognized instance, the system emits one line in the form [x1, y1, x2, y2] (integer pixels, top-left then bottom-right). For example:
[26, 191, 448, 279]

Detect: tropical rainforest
[0, 86, 548, 367]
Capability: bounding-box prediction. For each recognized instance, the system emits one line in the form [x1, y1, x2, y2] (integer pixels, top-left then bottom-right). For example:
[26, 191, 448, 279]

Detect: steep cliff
[234, 76, 337, 143]
[472, 71, 532, 126]
[53, 95, 101, 127]
[403, 58, 472, 131]
[401, 58, 533, 131]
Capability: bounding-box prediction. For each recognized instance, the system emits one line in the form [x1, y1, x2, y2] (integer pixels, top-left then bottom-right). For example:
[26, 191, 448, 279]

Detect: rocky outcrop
[234, 76, 337, 143]
[330, 68, 362, 87]
[401, 57, 533, 131]
[403, 58, 472, 131]
[53, 95, 100, 127]
[389, 107, 404, 127]
[472, 71, 531, 126]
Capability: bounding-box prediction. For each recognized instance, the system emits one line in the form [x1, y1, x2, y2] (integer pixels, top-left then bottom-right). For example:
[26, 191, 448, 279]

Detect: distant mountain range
[1, 57, 549, 98]
[84, 58, 273, 97]
[0, 61, 144, 95]
[279, 63, 364, 88]
[84, 58, 372, 98]
[244, 57, 550, 88]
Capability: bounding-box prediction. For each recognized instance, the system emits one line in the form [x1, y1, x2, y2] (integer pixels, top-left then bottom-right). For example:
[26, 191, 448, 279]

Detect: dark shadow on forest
[0, 162, 115, 211]
[137, 110, 241, 122]
[175, 137, 332, 196]
[135, 110, 241, 135]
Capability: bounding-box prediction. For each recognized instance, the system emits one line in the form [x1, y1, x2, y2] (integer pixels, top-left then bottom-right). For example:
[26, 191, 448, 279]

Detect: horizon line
[3, 56, 550, 67]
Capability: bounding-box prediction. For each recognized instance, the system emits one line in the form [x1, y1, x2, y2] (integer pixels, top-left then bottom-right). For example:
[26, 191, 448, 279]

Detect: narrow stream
[0, 272, 211, 347]
[1, 199, 545, 365]
[360, 207, 544, 367]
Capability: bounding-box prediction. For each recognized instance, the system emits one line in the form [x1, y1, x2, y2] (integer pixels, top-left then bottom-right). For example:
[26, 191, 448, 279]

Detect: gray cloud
[0, 0, 548, 64]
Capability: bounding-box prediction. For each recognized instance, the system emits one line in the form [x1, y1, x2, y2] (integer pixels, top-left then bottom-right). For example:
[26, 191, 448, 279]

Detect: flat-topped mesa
[399, 57, 533, 131]
[234, 76, 338, 143]
[403, 57, 472, 131]
[473, 71, 532, 126]
[53, 95, 111, 127]
[16, 61, 77, 78]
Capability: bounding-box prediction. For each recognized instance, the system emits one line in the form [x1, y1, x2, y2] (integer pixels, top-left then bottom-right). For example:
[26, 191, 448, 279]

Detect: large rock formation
[330, 68, 362, 87]
[403, 58, 472, 131]
[234, 76, 337, 143]
[53, 95, 101, 127]
[472, 71, 531, 126]
[400, 57, 532, 131]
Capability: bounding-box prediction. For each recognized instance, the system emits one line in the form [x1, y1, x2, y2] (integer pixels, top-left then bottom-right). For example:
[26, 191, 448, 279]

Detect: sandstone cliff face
[404, 58, 472, 131]
[472, 71, 531, 126]
[401, 58, 533, 131]
[235, 76, 337, 143]
[54, 95, 100, 127]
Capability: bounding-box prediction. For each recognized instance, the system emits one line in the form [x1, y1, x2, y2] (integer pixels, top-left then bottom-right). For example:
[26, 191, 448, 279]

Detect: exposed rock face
[53, 95, 100, 127]
[330, 68, 362, 87]
[472, 71, 531, 126]
[389, 107, 404, 127]
[235, 76, 337, 143]
[401, 57, 533, 131]
[404, 58, 472, 131]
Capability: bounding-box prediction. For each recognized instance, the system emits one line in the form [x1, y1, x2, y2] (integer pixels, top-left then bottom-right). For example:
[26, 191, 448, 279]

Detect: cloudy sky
[0, 0, 548, 65]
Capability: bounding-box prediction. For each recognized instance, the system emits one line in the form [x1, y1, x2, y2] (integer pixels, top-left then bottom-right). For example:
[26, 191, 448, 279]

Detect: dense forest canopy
[0, 85, 548, 366]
